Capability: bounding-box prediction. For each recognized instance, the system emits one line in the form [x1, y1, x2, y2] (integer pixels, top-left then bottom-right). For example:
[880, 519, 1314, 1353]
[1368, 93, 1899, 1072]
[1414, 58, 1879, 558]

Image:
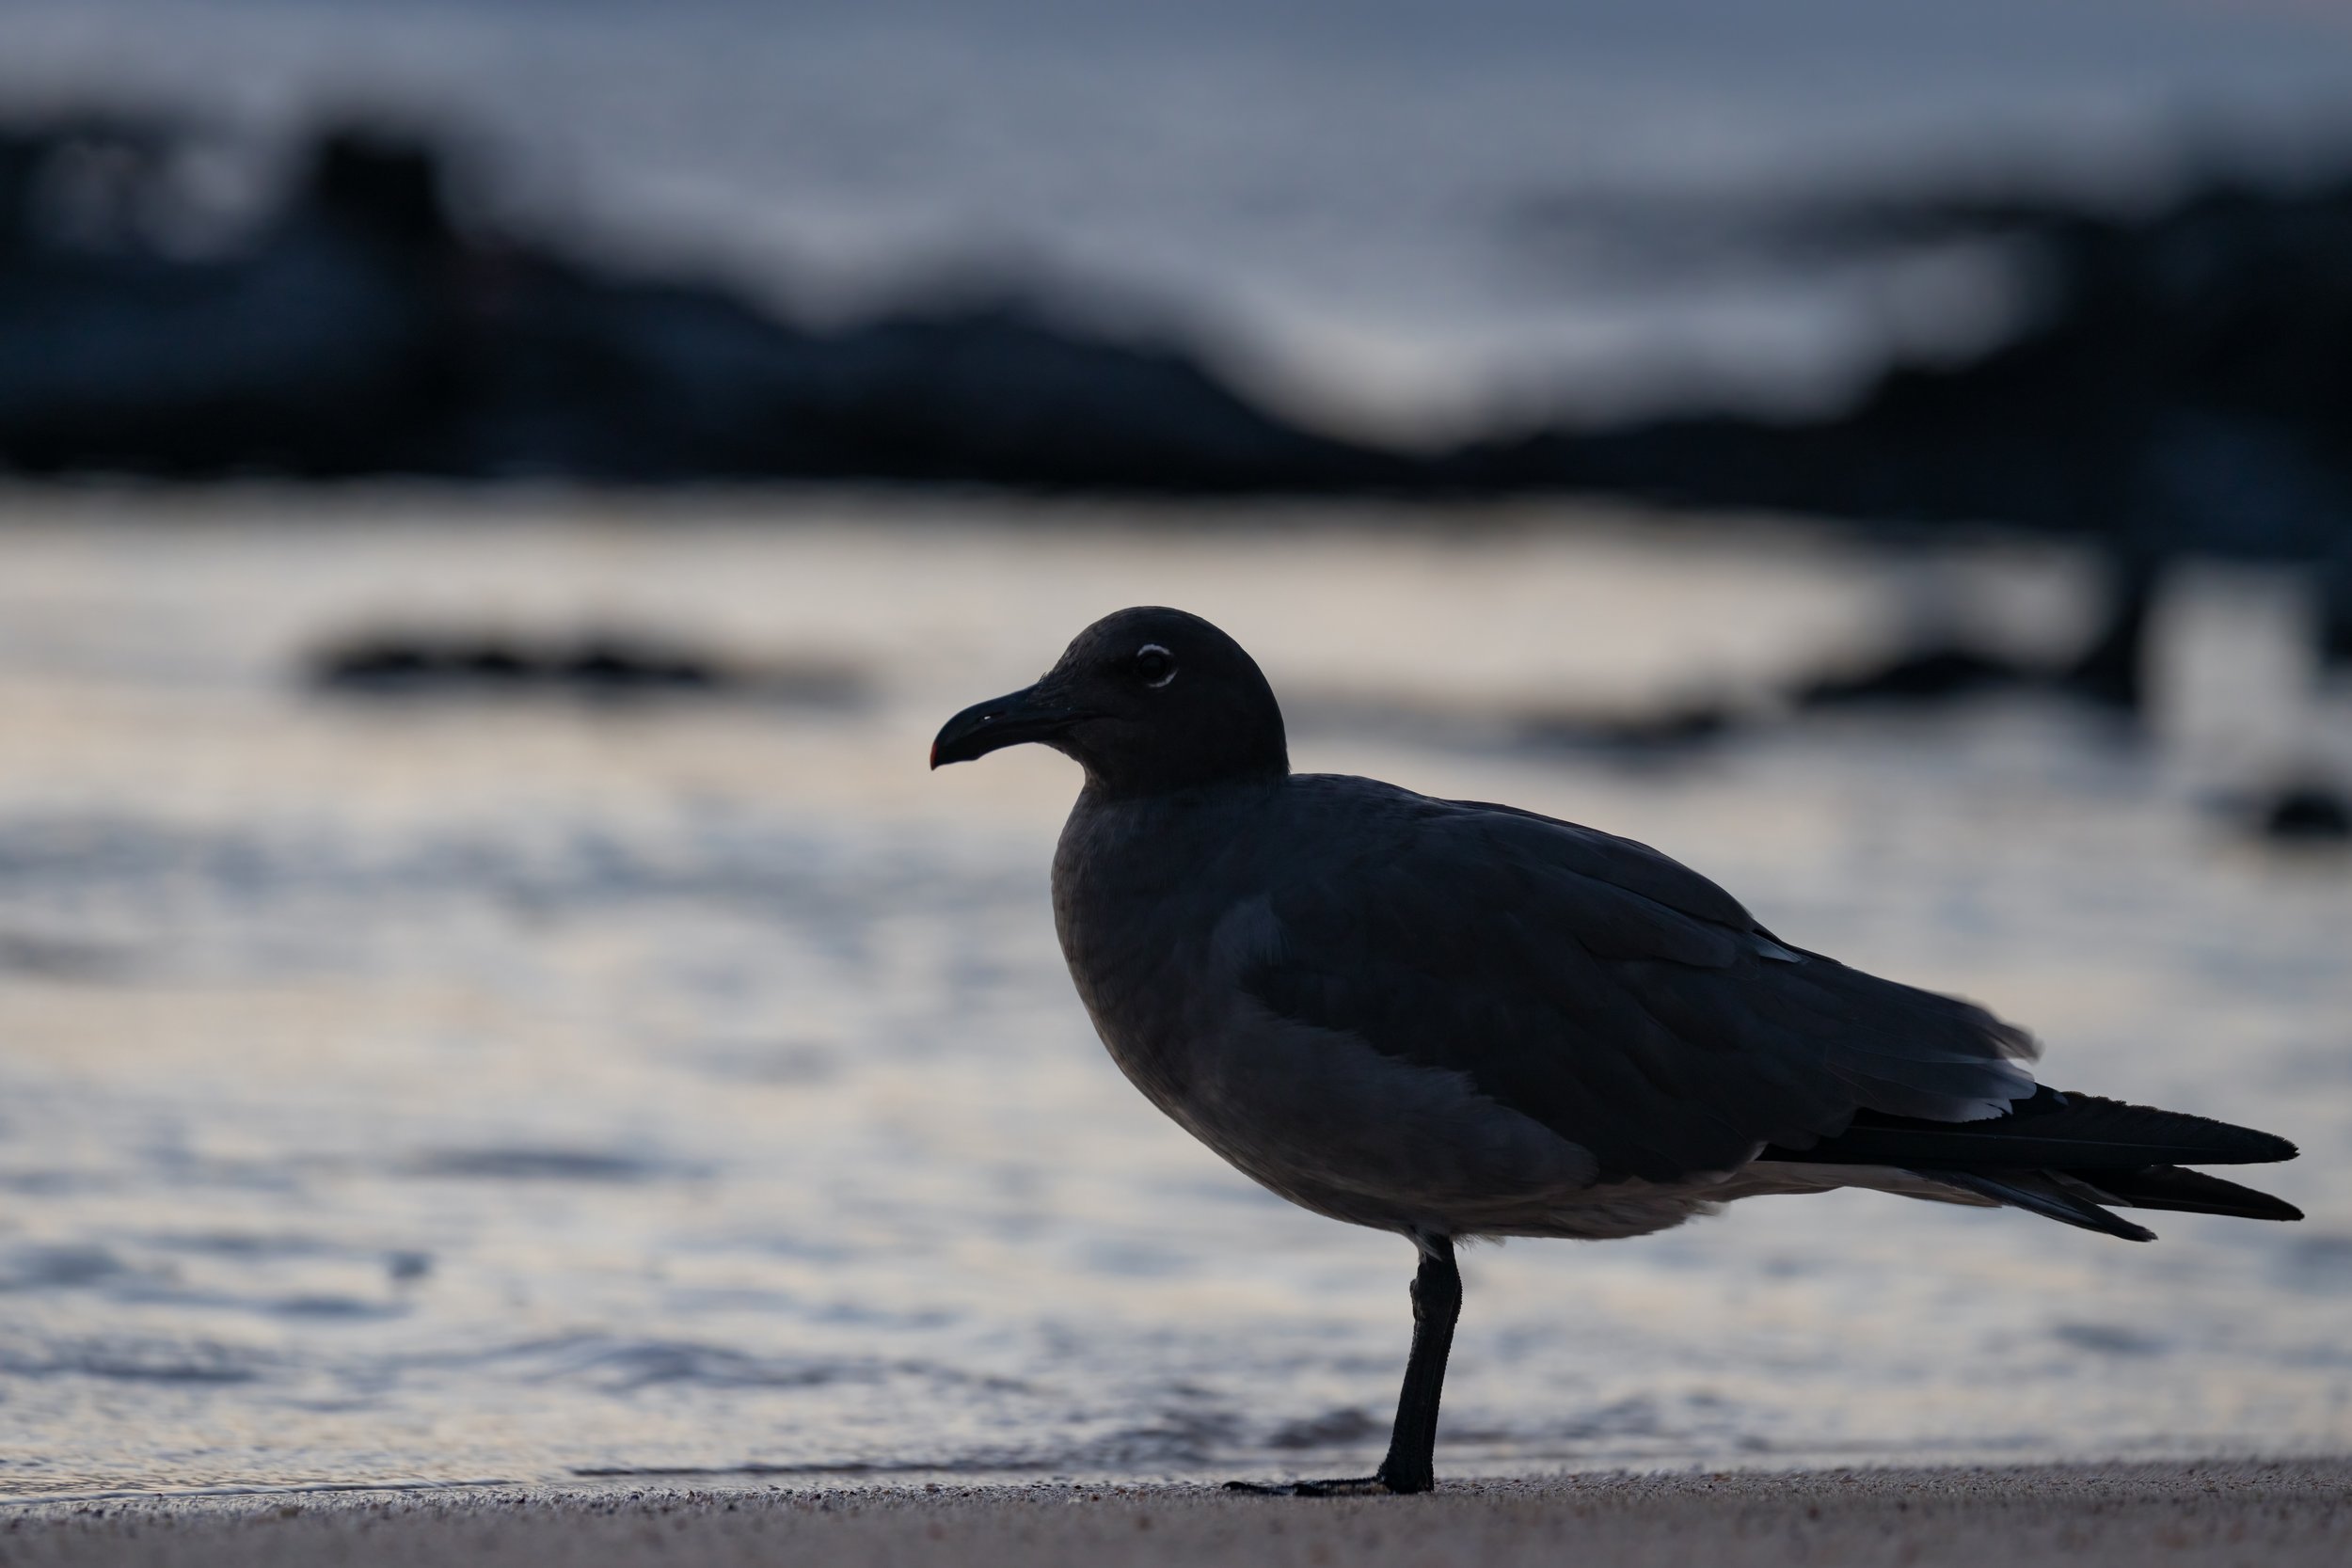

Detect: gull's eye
[1133, 643, 1176, 688]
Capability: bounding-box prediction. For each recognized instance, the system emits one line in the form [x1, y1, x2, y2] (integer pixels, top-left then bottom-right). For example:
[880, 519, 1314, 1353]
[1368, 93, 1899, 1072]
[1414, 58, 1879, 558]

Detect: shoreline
[7, 1460, 2347, 1568]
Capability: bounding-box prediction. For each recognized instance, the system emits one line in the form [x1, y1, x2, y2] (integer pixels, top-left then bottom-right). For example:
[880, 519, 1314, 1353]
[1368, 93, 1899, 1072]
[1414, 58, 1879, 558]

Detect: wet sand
[7, 1462, 2347, 1568]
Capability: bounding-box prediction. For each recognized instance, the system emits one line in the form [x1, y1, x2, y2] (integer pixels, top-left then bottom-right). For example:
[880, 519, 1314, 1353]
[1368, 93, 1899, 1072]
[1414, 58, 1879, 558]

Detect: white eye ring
[1136, 642, 1177, 688]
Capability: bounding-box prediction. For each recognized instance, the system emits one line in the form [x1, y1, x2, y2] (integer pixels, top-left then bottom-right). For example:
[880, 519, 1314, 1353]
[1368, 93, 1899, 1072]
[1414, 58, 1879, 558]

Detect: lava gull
[930, 606, 2301, 1496]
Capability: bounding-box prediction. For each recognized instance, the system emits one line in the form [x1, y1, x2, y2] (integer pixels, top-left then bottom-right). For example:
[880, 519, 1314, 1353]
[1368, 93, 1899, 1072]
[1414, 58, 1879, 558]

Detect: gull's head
[930, 606, 1288, 796]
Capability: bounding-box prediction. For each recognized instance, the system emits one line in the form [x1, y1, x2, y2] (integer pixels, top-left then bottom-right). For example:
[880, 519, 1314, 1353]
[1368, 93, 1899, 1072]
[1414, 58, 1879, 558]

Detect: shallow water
[0, 491, 2346, 1500]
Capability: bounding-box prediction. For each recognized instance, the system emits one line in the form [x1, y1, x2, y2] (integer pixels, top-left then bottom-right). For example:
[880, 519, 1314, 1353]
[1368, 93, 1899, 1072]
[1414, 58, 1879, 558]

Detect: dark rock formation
[1458, 176, 2352, 693]
[0, 118, 1399, 489]
[1459, 175, 2352, 565]
[1791, 646, 2039, 710]
[309, 628, 865, 706]
[7, 113, 2352, 613]
[2255, 782, 2352, 843]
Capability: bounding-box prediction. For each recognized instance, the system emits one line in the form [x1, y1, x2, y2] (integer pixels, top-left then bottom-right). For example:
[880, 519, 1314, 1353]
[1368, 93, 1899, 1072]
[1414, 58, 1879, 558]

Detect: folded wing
[1245, 784, 2040, 1186]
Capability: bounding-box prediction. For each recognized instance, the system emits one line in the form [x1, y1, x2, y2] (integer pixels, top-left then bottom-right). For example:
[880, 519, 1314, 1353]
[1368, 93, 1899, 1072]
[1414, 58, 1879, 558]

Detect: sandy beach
[5, 1462, 2346, 1568]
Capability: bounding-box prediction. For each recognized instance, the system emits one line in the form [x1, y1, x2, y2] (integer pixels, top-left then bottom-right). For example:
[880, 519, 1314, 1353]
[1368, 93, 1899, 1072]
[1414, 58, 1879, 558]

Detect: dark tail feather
[2060, 1164, 2304, 1222]
[1925, 1168, 2158, 1242]
[1769, 1087, 2299, 1169]
[1760, 1085, 2302, 1242]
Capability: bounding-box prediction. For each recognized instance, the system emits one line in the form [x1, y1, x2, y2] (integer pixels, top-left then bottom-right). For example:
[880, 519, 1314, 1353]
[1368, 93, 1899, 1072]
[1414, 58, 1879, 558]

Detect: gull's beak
[930, 685, 1091, 768]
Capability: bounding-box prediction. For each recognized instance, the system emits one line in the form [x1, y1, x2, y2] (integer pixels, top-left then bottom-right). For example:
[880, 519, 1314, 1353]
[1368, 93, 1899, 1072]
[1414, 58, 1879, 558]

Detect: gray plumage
[931, 605, 2300, 1494]
[1053, 768, 2042, 1242]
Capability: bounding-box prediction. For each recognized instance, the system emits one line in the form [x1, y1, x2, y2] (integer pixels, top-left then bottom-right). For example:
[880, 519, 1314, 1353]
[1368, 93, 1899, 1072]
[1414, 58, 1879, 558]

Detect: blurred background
[2, 0, 2350, 1501]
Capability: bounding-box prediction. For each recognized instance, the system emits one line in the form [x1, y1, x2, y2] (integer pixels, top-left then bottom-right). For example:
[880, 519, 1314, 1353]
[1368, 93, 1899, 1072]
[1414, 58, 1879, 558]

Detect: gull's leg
[1229, 1235, 1461, 1497]
[1371, 1234, 1461, 1493]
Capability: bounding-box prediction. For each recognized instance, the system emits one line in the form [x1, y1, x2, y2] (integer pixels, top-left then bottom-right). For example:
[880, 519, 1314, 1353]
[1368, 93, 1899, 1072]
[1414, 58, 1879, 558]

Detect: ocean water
[0, 490, 2345, 1501]
[3, 2, 2350, 436]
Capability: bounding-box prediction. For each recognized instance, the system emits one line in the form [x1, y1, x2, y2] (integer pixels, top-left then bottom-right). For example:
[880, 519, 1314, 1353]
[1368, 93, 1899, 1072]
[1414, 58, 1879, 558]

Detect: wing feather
[1246, 781, 2039, 1184]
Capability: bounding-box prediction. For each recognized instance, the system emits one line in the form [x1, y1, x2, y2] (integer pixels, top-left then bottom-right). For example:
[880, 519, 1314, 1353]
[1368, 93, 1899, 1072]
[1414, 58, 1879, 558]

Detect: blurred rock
[0, 117, 1399, 489]
[2322, 554, 2352, 666]
[8, 110, 2352, 599]
[1790, 558, 2153, 718]
[2055, 553, 2155, 711]
[1518, 699, 1740, 753]
[1792, 646, 2037, 710]
[1460, 173, 2352, 572]
[2256, 783, 2352, 843]
[310, 628, 865, 706]
[1459, 175, 2352, 689]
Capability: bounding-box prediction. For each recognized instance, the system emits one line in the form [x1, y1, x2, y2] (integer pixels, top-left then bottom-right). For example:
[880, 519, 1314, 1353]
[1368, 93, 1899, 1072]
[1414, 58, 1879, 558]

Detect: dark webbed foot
[1224, 1474, 1412, 1497]
[1232, 1476, 1411, 1504]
